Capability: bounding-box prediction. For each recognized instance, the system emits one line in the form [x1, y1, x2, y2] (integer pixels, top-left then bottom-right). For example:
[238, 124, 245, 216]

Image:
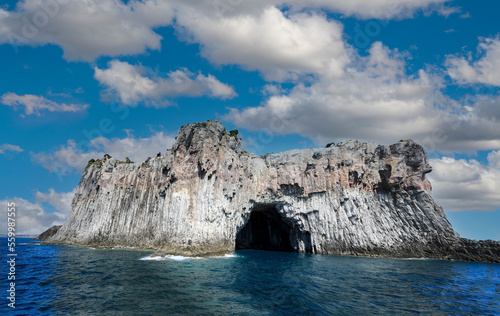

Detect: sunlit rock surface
[46, 120, 500, 262]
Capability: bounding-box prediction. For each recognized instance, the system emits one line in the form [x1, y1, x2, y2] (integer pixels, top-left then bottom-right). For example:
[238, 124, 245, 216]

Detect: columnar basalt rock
[46, 120, 500, 262]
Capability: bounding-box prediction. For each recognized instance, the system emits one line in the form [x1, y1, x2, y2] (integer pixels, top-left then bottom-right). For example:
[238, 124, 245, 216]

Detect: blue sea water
[1, 238, 499, 315]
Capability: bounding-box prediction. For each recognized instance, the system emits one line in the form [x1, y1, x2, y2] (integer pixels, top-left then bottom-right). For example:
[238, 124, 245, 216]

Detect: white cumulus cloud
[429, 156, 500, 212]
[0, 0, 174, 61]
[1, 92, 88, 116]
[36, 188, 75, 214]
[226, 42, 437, 143]
[94, 60, 237, 106]
[446, 36, 500, 86]
[283, 0, 454, 19]
[0, 0, 456, 63]
[0, 144, 24, 155]
[225, 42, 500, 152]
[0, 197, 68, 235]
[175, 6, 348, 81]
[31, 130, 176, 174]
[487, 150, 500, 169]
[177, 0, 453, 20]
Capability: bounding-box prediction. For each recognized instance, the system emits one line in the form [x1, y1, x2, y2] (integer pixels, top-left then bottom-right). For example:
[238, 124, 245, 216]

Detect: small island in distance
[40, 120, 500, 263]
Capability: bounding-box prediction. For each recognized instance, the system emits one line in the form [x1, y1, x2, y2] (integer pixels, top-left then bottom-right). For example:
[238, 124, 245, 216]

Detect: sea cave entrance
[235, 203, 294, 252]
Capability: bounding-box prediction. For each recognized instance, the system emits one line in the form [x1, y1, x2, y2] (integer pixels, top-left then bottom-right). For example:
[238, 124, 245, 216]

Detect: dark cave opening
[235, 204, 294, 252]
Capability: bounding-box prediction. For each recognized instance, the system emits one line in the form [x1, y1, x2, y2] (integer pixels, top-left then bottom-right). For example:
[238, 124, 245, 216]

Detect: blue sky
[0, 0, 499, 240]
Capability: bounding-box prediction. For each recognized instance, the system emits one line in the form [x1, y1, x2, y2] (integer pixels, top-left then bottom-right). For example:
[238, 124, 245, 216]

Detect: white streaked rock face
[48, 120, 499, 261]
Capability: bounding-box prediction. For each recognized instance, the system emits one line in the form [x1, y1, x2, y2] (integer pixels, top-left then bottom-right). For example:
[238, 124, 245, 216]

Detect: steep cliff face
[47, 120, 500, 262]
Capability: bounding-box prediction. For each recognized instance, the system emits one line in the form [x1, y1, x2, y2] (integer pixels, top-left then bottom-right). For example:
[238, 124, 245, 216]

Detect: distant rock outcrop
[45, 120, 500, 262]
[36, 225, 62, 240]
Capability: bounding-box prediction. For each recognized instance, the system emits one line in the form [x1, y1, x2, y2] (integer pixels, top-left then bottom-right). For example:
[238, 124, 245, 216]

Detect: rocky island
[44, 120, 500, 263]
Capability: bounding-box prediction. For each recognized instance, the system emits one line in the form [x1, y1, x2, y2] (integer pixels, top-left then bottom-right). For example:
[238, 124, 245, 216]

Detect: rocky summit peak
[173, 120, 241, 154]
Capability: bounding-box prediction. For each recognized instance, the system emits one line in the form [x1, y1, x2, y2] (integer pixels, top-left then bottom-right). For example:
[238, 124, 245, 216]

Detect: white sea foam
[140, 255, 203, 261]
[140, 253, 239, 261]
[200, 253, 240, 259]
[213, 253, 239, 258]
[166, 255, 203, 261]
[139, 255, 166, 261]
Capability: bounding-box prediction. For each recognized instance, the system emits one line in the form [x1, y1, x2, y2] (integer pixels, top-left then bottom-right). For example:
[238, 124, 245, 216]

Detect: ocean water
[1, 238, 499, 315]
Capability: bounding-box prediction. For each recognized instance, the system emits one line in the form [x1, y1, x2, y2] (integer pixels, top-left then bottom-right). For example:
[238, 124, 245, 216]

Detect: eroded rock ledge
[45, 120, 500, 263]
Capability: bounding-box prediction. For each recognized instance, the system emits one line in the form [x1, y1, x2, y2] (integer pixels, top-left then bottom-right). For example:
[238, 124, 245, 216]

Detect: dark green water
[1, 238, 499, 315]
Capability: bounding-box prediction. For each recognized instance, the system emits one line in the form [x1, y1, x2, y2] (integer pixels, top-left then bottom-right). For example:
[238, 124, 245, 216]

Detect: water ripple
[0, 239, 499, 315]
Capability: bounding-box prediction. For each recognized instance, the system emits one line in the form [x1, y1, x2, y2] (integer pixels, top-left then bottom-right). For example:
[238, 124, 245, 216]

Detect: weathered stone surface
[36, 225, 62, 240]
[45, 120, 500, 262]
